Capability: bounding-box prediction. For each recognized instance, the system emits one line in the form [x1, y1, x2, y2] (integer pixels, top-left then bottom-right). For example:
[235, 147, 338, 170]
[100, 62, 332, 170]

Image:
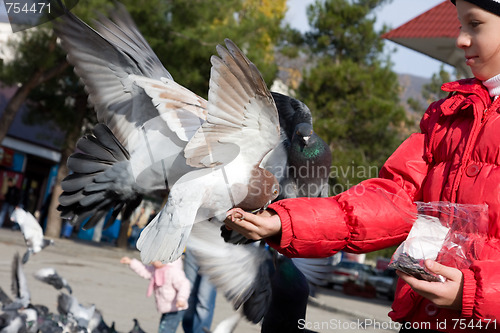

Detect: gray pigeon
[56, 293, 96, 330]
[3, 253, 30, 311]
[268, 92, 331, 199]
[128, 318, 146, 333]
[0, 310, 27, 333]
[34, 268, 72, 294]
[0, 288, 13, 309]
[54, 3, 281, 264]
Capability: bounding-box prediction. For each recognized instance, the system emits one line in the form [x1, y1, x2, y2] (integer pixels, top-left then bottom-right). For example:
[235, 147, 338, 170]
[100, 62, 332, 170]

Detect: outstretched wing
[54, 3, 172, 149]
[184, 39, 280, 168]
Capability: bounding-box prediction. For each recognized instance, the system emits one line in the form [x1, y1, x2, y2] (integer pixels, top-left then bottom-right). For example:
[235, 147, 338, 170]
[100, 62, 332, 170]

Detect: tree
[407, 64, 455, 115]
[295, 0, 409, 192]
[1, 0, 288, 241]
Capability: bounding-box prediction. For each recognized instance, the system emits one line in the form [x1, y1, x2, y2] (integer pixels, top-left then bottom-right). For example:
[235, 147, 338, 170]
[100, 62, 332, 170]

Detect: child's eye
[470, 20, 481, 28]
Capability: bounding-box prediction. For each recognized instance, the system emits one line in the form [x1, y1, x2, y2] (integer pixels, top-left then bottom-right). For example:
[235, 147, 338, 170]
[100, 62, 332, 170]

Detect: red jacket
[266, 78, 500, 332]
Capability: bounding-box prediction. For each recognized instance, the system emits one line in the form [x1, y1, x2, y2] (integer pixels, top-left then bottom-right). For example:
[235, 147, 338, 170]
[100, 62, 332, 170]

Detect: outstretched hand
[396, 259, 464, 310]
[120, 256, 131, 265]
[225, 208, 282, 240]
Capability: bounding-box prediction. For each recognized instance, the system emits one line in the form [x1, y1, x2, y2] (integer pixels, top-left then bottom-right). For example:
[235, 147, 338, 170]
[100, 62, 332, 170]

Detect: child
[121, 256, 190, 333]
[226, 0, 500, 331]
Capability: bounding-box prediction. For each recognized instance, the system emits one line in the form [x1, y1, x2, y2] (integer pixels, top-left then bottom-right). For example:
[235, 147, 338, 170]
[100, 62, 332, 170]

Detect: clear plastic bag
[389, 202, 489, 282]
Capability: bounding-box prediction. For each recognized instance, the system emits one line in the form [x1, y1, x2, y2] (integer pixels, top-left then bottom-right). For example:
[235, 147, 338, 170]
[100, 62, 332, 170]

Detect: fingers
[397, 260, 464, 310]
[425, 259, 462, 281]
[226, 208, 250, 222]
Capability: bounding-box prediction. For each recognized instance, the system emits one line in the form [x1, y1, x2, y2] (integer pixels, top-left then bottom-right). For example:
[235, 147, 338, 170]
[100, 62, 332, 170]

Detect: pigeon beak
[303, 136, 310, 145]
[263, 199, 273, 210]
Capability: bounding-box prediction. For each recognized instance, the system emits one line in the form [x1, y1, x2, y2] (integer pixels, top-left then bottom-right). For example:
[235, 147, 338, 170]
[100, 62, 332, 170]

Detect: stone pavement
[0, 228, 398, 333]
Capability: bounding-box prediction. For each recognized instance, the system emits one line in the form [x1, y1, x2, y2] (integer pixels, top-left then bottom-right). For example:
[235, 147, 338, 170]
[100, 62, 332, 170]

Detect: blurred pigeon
[3, 253, 30, 311]
[0, 310, 27, 333]
[0, 288, 13, 308]
[261, 254, 312, 333]
[203, 312, 242, 333]
[57, 293, 96, 330]
[188, 220, 329, 328]
[34, 268, 72, 294]
[54, 3, 281, 264]
[9, 207, 54, 264]
[128, 318, 146, 333]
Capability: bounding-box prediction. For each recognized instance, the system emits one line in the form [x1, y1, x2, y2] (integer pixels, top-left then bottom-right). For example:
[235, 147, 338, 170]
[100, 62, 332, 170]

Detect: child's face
[456, 0, 500, 80]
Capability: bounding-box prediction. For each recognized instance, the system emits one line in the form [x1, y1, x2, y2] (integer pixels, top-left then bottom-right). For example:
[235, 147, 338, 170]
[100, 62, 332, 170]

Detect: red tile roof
[381, 1, 460, 40]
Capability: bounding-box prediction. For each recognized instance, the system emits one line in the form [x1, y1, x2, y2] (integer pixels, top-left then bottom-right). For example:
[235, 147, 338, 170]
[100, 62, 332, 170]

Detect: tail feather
[58, 124, 143, 228]
[67, 153, 113, 174]
[21, 250, 31, 264]
[61, 173, 99, 192]
[76, 133, 122, 162]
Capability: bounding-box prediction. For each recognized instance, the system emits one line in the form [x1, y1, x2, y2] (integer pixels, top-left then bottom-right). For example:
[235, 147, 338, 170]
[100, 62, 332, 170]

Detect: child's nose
[456, 30, 471, 49]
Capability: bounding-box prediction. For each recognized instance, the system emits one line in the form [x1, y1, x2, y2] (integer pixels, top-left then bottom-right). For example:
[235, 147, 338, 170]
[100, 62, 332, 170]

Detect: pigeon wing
[188, 221, 272, 323]
[53, 4, 170, 149]
[10, 253, 30, 309]
[184, 39, 280, 168]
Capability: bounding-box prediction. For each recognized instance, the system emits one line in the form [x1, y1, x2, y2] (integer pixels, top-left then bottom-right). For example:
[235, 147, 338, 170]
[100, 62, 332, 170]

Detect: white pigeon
[9, 208, 54, 264]
[54, 4, 281, 264]
[136, 41, 281, 263]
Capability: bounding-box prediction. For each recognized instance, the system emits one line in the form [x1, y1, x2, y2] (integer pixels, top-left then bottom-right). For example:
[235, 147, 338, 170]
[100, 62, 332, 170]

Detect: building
[382, 0, 472, 78]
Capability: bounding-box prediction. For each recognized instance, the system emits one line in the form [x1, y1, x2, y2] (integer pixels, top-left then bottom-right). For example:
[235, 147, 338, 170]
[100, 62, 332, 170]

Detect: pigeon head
[231, 167, 279, 211]
[9, 208, 25, 225]
[293, 123, 316, 147]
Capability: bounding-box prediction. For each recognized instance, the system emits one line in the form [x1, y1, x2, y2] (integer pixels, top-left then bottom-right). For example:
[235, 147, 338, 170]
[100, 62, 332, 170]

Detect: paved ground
[0, 228, 400, 333]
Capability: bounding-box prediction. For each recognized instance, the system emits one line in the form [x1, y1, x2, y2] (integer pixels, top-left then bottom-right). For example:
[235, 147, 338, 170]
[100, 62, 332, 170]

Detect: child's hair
[450, 0, 500, 16]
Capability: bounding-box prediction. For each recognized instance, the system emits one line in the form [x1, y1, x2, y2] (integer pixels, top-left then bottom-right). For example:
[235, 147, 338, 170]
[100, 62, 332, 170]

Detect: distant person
[128, 206, 148, 248]
[182, 247, 217, 333]
[0, 178, 21, 228]
[121, 256, 190, 333]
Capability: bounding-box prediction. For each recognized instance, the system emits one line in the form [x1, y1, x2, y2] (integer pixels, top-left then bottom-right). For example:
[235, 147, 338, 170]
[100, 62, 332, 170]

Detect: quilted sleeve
[266, 131, 430, 258]
[461, 259, 500, 322]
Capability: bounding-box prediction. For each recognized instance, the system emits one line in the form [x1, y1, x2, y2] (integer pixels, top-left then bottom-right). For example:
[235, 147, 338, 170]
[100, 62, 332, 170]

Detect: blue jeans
[159, 310, 184, 333]
[182, 248, 217, 333]
[0, 203, 15, 228]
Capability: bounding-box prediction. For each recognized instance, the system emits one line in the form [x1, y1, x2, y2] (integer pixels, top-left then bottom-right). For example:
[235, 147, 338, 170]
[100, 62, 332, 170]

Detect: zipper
[481, 107, 488, 122]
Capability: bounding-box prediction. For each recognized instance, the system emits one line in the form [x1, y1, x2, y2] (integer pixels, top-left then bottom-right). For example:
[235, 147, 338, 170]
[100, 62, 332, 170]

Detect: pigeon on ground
[34, 268, 72, 294]
[128, 318, 146, 333]
[9, 207, 54, 264]
[0, 309, 27, 333]
[54, 3, 281, 264]
[56, 293, 97, 331]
